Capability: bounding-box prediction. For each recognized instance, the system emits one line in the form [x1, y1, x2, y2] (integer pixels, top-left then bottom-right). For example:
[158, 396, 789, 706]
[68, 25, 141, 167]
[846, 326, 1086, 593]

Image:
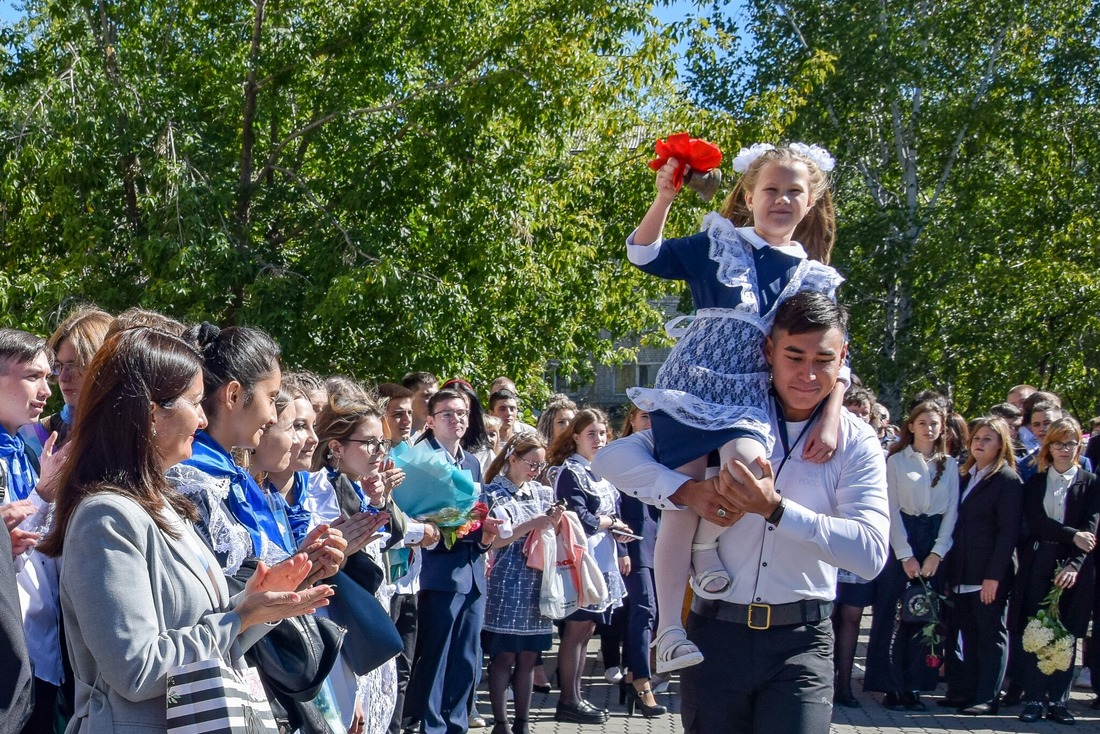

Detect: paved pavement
[475, 621, 1100, 733]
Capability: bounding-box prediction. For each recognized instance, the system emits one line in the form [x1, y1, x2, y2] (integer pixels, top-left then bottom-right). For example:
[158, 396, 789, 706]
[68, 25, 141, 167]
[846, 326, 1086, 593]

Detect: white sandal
[690, 541, 731, 600]
[653, 626, 704, 673]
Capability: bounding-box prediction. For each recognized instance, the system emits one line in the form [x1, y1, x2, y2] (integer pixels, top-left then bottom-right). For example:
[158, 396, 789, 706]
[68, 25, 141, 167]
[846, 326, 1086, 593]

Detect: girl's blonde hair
[48, 306, 113, 368]
[719, 146, 836, 264]
[313, 393, 385, 471]
[960, 416, 1016, 477]
[484, 432, 548, 485]
[1038, 417, 1083, 473]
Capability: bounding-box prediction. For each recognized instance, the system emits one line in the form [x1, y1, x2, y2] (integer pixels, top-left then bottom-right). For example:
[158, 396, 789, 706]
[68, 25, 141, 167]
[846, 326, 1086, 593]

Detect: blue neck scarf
[276, 471, 313, 549]
[0, 428, 38, 502]
[183, 431, 293, 556]
[59, 403, 76, 426]
[262, 481, 299, 552]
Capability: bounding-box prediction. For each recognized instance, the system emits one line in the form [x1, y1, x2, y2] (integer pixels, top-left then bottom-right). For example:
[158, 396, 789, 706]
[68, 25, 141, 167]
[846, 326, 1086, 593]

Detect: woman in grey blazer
[39, 326, 332, 733]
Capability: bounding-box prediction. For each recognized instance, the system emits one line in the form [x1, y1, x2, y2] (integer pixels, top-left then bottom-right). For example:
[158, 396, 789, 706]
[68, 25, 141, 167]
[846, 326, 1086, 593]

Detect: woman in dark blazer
[1013, 418, 1100, 725]
[941, 416, 1024, 715]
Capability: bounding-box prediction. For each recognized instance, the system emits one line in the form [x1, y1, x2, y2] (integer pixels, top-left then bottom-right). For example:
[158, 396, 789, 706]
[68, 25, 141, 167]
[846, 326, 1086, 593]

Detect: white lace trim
[167, 464, 289, 576]
[629, 214, 843, 451]
[702, 212, 845, 334]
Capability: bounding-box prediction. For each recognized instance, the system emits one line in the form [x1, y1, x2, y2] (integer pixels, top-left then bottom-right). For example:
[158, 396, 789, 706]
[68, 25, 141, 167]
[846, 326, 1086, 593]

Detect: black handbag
[898, 581, 942, 624]
[247, 613, 345, 701]
[326, 568, 403, 675]
[228, 560, 345, 701]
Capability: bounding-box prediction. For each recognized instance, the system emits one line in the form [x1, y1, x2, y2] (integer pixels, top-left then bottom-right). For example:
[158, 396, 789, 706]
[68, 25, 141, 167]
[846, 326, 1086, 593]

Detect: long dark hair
[186, 322, 280, 415]
[443, 379, 490, 454]
[39, 328, 203, 556]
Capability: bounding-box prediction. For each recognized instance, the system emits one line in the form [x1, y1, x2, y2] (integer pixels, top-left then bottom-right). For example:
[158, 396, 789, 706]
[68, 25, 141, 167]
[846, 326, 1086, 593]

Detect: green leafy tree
[685, 0, 1100, 417]
[0, 0, 709, 398]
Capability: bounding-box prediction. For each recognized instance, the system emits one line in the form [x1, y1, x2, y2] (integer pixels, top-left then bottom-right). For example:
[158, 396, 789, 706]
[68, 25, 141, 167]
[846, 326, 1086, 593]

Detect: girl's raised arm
[632, 157, 682, 246]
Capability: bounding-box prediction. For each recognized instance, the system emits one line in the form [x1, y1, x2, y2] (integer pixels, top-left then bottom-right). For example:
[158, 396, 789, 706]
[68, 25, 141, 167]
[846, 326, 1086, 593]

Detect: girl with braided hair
[864, 399, 959, 710]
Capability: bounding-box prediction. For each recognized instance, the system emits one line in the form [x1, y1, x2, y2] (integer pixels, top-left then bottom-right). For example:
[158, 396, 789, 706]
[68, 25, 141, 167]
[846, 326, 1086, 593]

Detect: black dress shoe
[532, 683, 552, 694]
[579, 698, 608, 714]
[1019, 702, 1044, 722]
[937, 696, 972, 708]
[834, 692, 860, 708]
[1001, 687, 1023, 707]
[883, 692, 906, 711]
[901, 691, 927, 712]
[960, 702, 998, 715]
[1047, 703, 1076, 725]
[555, 701, 608, 724]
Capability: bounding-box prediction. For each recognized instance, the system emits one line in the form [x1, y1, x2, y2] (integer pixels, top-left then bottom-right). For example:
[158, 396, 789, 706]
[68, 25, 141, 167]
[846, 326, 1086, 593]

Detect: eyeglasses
[1050, 441, 1080, 452]
[518, 457, 547, 473]
[345, 437, 391, 455]
[432, 409, 469, 422]
[50, 361, 84, 381]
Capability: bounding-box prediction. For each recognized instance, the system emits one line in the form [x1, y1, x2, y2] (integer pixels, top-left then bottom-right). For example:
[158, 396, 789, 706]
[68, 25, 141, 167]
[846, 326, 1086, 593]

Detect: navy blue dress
[626, 214, 843, 469]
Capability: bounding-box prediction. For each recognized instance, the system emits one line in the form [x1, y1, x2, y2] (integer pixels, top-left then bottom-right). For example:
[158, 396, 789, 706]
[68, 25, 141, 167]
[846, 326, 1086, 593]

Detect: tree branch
[253, 55, 499, 186]
[928, 26, 1007, 211]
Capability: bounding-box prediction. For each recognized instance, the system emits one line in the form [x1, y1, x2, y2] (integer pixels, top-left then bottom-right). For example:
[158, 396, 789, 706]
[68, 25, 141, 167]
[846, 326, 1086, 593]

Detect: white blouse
[1044, 465, 1078, 523]
[887, 446, 960, 560]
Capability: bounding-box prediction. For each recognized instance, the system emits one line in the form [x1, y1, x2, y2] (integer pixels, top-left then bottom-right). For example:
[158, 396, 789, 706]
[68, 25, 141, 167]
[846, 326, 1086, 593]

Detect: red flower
[471, 501, 489, 520]
[925, 654, 942, 669]
[649, 133, 724, 189]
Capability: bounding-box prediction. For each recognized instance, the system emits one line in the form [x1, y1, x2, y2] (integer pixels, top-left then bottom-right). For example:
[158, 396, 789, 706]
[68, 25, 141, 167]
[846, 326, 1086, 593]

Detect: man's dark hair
[772, 292, 848, 337]
[1026, 400, 1061, 425]
[0, 328, 49, 374]
[989, 402, 1023, 423]
[376, 382, 414, 400]
[1022, 390, 1061, 415]
[488, 388, 519, 410]
[401, 371, 438, 391]
[844, 386, 876, 408]
[427, 388, 469, 414]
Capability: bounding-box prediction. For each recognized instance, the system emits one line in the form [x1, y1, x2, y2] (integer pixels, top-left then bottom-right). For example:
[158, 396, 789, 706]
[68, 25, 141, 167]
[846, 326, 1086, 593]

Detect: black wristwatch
[765, 496, 787, 526]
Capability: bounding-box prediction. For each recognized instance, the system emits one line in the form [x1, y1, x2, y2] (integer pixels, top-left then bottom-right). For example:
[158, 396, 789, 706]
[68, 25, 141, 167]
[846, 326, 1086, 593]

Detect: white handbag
[166, 658, 277, 734]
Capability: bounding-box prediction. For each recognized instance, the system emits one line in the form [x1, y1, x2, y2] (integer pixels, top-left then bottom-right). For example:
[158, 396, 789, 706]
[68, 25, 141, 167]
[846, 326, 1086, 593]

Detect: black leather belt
[691, 597, 833, 630]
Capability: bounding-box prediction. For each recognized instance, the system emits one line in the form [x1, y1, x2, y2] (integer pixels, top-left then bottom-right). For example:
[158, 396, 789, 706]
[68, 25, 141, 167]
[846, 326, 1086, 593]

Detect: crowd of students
[0, 305, 670, 734]
[839, 382, 1100, 726]
[3, 304, 1100, 734]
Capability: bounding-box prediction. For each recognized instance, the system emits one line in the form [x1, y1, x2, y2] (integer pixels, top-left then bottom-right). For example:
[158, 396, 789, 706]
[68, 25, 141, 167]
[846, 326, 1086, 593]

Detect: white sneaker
[1076, 667, 1093, 689]
[604, 666, 624, 684]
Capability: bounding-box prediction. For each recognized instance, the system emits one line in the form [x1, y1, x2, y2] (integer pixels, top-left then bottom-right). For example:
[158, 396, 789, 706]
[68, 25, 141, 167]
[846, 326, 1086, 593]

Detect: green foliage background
[2, 0, 1098, 420]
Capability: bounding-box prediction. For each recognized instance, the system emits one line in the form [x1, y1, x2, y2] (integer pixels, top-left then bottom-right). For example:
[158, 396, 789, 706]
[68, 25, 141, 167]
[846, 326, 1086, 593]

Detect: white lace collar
[736, 226, 808, 259]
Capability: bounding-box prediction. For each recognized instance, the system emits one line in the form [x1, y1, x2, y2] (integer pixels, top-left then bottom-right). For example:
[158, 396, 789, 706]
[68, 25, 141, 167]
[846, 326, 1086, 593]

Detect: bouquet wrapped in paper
[1022, 566, 1075, 675]
[390, 441, 488, 548]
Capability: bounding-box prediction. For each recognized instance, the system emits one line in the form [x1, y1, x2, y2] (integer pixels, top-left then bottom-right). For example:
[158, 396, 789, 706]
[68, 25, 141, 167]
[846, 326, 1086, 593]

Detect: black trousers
[623, 567, 657, 680]
[1022, 640, 1076, 704]
[681, 613, 833, 734]
[945, 591, 1009, 705]
[388, 592, 419, 734]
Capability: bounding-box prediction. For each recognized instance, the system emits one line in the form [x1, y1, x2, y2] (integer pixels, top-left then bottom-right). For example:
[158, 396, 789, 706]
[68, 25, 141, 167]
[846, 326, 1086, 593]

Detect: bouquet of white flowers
[1022, 566, 1075, 675]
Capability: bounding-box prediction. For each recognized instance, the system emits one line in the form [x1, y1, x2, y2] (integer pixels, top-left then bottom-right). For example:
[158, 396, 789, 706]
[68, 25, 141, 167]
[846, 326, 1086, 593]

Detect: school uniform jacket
[944, 464, 1024, 591]
[1012, 468, 1100, 636]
